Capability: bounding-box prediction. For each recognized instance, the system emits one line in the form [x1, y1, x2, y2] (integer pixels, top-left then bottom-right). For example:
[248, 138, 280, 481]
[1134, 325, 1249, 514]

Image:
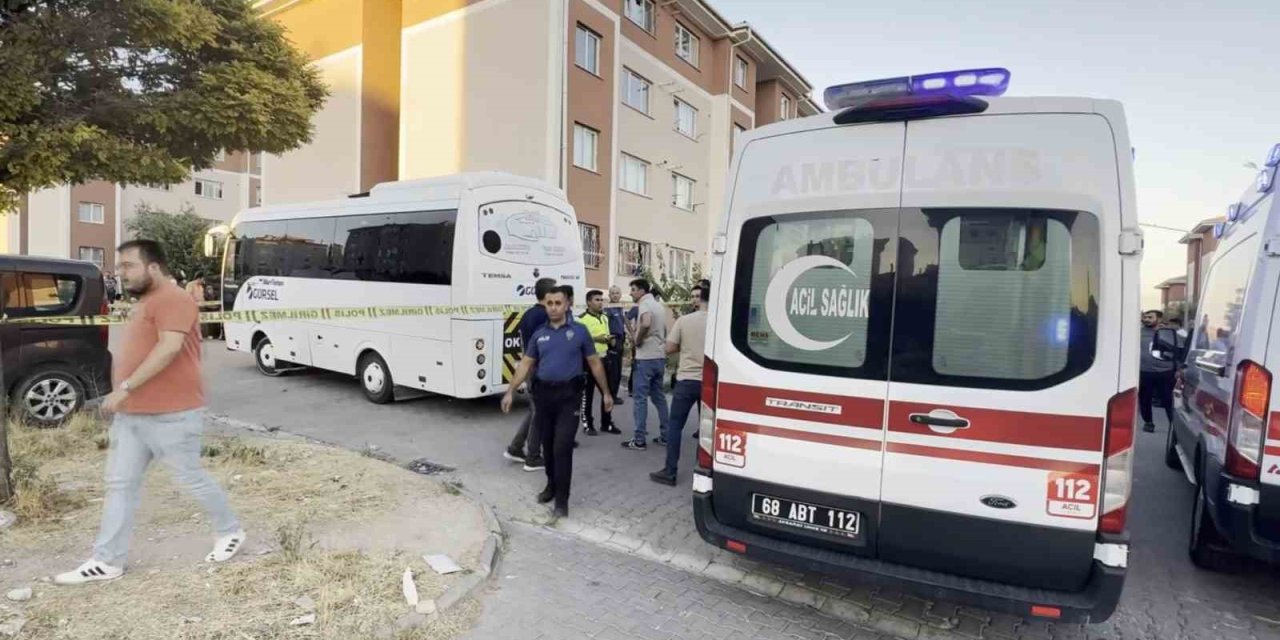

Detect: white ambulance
[1165, 143, 1280, 571]
[693, 69, 1138, 623]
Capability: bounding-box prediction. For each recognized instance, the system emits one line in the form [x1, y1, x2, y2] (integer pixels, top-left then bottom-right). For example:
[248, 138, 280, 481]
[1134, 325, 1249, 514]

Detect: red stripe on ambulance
[716, 420, 882, 451]
[888, 402, 1103, 452]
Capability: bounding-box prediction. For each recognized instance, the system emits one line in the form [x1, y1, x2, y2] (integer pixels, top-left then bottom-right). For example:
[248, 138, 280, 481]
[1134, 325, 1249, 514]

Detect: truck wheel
[358, 352, 394, 404]
[1189, 483, 1238, 571]
[1165, 423, 1183, 471]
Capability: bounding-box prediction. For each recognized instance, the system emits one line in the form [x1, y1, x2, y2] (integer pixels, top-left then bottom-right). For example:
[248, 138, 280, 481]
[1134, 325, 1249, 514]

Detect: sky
[720, 0, 1280, 309]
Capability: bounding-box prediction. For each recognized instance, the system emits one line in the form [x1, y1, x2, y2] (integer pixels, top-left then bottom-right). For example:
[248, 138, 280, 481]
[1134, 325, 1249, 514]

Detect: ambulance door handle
[909, 410, 970, 433]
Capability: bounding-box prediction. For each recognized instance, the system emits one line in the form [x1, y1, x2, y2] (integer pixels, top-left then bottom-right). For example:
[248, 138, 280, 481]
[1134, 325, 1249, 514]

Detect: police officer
[502, 285, 613, 518]
[504, 277, 558, 471]
[578, 289, 617, 435]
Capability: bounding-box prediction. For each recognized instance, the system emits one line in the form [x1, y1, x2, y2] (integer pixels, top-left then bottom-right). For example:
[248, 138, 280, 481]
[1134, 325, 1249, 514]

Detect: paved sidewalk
[204, 348, 1280, 640]
[467, 522, 892, 640]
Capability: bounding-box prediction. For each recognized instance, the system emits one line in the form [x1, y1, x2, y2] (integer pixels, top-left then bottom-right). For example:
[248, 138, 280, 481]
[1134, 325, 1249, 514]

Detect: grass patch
[17, 548, 478, 639]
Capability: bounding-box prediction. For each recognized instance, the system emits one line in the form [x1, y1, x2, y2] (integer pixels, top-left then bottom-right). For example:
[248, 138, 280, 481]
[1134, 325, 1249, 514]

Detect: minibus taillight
[1226, 360, 1271, 480]
[1099, 388, 1135, 535]
[696, 357, 718, 474]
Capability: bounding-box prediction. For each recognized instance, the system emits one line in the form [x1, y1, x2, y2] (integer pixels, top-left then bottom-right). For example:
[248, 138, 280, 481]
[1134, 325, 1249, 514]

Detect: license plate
[751, 493, 860, 540]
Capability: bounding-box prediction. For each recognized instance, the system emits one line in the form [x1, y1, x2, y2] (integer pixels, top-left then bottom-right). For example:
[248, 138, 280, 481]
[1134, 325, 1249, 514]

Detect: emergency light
[1227, 203, 1242, 222]
[1266, 143, 1280, 168]
[1259, 168, 1274, 193]
[825, 68, 1010, 124]
[1214, 222, 1227, 239]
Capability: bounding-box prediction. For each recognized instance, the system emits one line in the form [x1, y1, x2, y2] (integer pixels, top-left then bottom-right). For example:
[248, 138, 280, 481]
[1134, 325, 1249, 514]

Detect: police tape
[3, 300, 697, 327]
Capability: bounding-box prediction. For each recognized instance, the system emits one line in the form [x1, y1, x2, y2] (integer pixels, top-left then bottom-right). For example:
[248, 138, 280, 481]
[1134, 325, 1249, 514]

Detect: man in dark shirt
[502, 286, 613, 518]
[504, 277, 557, 470]
[604, 286, 626, 408]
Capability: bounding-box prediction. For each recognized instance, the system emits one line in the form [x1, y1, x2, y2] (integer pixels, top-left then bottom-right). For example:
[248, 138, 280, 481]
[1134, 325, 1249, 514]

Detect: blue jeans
[665, 380, 701, 475]
[631, 358, 670, 444]
[94, 410, 240, 567]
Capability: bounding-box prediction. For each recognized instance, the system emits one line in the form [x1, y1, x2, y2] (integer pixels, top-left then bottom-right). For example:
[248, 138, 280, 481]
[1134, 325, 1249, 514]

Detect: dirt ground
[0, 414, 489, 639]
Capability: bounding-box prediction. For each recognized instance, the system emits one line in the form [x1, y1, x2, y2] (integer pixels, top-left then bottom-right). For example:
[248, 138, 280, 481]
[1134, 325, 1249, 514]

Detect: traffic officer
[502, 285, 613, 518]
[577, 289, 617, 435]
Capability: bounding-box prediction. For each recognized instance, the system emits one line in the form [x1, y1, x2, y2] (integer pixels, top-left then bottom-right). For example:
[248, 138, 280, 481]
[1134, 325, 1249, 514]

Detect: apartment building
[1177, 216, 1224, 312]
[1, 152, 262, 272]
[257, 0, 819, 289]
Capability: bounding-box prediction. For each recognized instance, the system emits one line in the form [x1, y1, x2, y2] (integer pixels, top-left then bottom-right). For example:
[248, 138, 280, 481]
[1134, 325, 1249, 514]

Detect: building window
[77, 202, 105, 224]
[78, 246, 105, 268]
[672, 173, 694, 211]
[674, 98, 697, 138]
[579, 222, 602, 270]
[780, 95, 792, 120]
[623, 68, 651, 114]
[194, 179, 224, 199]
[732, 123, 747, 152]
[624, 0, 654, 32]
[252, 185, 262, 207]
[573, 124, 599, 172]
[620, 153, 649, 195]
[667, 247, 692, 280]
[734, 56, 748, 88]
[618, 237, 650, 277]
[575, 24, 601, 75]
[675, 23, 699, 67]
[142, 183, 171, 192]
[213, 150, 226, 162]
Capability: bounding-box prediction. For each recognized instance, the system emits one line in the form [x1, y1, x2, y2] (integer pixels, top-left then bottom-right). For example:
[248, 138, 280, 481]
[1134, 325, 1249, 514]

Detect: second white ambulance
[694, 69, 1138, 623]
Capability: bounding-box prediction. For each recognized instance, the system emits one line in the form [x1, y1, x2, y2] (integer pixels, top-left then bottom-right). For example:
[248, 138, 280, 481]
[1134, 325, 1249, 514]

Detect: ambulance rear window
[892, 208, 1100, 391]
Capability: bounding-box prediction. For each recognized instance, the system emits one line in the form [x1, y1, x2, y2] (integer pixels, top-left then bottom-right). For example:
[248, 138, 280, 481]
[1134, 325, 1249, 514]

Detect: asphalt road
[197, 341, 1280, 639]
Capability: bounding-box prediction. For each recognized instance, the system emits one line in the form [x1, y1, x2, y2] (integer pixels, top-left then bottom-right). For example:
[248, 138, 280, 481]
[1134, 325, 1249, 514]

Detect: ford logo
[980, 495, 1017, 510]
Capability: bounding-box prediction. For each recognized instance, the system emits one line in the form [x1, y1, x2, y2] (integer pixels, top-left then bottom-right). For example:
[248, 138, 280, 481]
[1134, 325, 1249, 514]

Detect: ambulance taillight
[696, 357, 718, 473]
[1226, 360, 1271, 480]
[1099, 388, 1136, 534]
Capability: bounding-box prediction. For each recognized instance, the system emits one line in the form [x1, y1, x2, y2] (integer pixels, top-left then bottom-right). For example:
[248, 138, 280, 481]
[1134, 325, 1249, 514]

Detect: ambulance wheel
[1164, 425, 1182, 471]
[359, 352, 394, 404]
[1189, 482, 1238, 572]
[254, 337, 285, 377]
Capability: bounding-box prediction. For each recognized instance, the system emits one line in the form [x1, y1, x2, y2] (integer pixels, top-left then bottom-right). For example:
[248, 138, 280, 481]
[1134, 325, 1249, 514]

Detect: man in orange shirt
[54, 240, 244, 585]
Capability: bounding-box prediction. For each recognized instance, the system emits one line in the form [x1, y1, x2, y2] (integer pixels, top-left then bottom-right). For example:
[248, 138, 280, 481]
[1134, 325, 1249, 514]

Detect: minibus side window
[892, 208, 1099, 391]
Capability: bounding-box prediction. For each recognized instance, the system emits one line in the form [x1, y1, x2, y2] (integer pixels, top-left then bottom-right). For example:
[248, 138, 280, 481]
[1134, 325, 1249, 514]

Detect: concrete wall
[120, 170, 249, 229]
[25, 187, 71, 260]
[399, 0, 556, 183]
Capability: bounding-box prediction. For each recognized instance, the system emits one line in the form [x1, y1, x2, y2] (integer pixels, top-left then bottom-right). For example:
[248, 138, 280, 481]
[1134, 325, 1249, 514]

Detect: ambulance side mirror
[1152, 328, 1180, 362]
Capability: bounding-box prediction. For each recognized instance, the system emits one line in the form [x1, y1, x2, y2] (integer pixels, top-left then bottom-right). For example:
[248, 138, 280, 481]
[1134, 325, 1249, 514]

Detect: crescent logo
[764, 255, 860, 352]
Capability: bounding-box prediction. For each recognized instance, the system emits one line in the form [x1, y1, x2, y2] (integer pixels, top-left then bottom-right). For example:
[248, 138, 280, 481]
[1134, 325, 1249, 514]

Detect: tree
[125, 202, 220, 281]
[0, 0, 327, 211]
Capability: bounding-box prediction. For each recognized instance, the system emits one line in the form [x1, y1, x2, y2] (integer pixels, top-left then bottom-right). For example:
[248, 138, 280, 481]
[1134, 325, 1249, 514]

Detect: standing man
[504, 277, 557, 471]
[501, 286, 613, 518]
[604, 286, 626, 408]
[651, 283, 708, 485]
[54, 240, 244, 586]
[578, 290, 615, 435]
[622, 279, 670, 451]
[1139, 309, 1175, 433]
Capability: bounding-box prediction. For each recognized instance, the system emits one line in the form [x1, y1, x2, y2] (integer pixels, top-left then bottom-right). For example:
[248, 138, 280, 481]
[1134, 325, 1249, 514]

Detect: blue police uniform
[525, 319, 600, 511]
[602, 306, 626, 408]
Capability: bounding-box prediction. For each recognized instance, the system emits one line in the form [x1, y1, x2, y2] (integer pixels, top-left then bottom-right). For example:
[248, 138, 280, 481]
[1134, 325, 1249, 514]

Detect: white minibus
[220, 172, 585, 401]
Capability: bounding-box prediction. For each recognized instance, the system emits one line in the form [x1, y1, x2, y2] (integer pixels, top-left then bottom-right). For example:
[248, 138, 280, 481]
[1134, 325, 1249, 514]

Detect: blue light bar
[1260, 169, 1274, 193]
[1227, 203, 1242, 221]
[1267, 143, 1280, 168]
[1213, 222, 1226, 239]
[824, 67, 1010, 111]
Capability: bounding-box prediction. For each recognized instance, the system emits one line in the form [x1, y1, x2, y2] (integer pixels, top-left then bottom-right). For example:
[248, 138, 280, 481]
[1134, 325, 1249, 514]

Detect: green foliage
[639, 262, 706, 317]
[0, 0, 328, 210]
[125, 202, 219, 280]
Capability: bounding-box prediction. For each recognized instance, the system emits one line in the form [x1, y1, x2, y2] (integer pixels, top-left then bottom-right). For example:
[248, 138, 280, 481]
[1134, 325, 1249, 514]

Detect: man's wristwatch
[121, 380, 133, 393]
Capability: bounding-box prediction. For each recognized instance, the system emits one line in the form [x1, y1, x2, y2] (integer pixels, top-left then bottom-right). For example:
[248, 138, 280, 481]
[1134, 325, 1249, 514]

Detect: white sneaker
[206, 530, 247, 563]
[53, 559, 124, 586]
